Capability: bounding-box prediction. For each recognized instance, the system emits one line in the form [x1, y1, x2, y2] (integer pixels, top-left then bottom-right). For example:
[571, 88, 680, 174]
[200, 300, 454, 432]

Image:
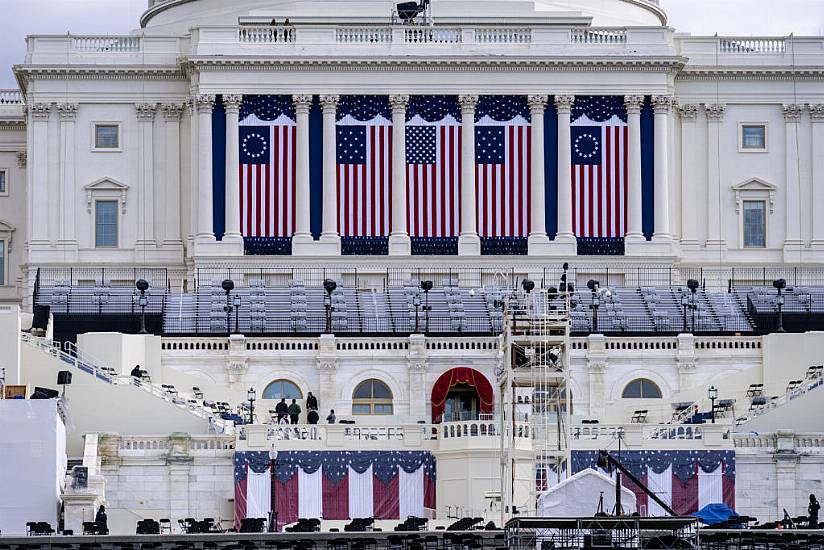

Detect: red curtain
[430, 367, 494, 422]
[273, 475, 299, 527]
[322, 475, 349, 520]
[373, 475, 400, 519]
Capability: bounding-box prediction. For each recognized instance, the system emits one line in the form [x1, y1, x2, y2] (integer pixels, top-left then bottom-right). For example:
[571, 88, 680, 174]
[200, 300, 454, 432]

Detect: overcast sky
[1, 0, 823, 88]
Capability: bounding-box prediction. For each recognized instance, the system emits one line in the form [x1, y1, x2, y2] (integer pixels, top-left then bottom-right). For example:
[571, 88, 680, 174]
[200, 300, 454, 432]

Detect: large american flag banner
[234, 450, 436, 526]
[406, 96, 462, 238]
[239, 95, 296, 237]
[570, 96, 628, 238]
[475, 96, 531, 237]
[337, 96, 392, 237]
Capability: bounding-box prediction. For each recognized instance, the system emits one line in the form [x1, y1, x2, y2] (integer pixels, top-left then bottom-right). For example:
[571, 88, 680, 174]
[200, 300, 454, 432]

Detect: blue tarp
[694, 503, 738, 526]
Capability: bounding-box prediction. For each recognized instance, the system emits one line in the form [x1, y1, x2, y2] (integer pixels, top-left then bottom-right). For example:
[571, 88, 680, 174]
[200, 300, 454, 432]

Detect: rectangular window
[741, 125, 766, 150]
[94, 124, 120, 149]
[0, 240, 5, 286]
[743, 200, 766, 248]
[0, 170, 6, 195]
[95, 200, 118, 248]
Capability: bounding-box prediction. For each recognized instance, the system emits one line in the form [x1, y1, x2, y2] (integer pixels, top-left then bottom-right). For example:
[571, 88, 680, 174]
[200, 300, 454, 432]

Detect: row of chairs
[25, 521, 55, 536]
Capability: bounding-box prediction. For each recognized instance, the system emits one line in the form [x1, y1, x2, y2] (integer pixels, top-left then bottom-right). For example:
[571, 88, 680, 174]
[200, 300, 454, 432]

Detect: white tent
[537, 468, 637, 517]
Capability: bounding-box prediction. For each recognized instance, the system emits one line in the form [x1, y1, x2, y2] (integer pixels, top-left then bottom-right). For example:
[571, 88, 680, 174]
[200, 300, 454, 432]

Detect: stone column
[195, 94, 215, 243]
[136, 103, 157, 248]
[678, 104, 700, 249]
[783, 104, 804, 256]
[168, 460, 193, 522]
[705, 104, 726, 249]
[292, 95, 313, 248]
[458, 94, 480, 255]
[319, 95, 341, 249]
[223, 95, 244, 246]
[185, 98, 197, 254]
[57, 103, 78, 250]
[554, 95, 576, 245]
[316, 334, 339, 412]
[651, 95, 673, 242]
[811, 105, 824, 250]
[29, 103, 51, 246]
[675, 333, 697, 391]
[527, 95, 550, 253]
[624, 95, 645, 243]
[586, 334, 607, 419]
[389, 94, 411, 255]
[162, 104, 184, 248]
[407, 334, 427, 420]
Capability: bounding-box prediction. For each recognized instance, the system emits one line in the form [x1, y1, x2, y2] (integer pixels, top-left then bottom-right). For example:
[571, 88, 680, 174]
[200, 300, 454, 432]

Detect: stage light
[396, 0, 429, 22]
[420, 280, 433, 292]
[522, 279, 535, 293]
[135, 279, 150, 334]
[323, 279, 337, 333]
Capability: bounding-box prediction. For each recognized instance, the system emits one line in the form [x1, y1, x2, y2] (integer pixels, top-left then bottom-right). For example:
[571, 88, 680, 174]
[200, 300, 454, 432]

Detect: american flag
[570, 96, 628, 238]
[337, 96, 392, 237]
[406, 96, 462, 238]
[475, 96, 531, 237]
[239, 95, 296, 237]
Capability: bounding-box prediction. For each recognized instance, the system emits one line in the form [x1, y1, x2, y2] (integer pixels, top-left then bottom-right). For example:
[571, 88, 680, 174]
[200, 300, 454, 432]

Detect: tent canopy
[537, 468, 637, 518]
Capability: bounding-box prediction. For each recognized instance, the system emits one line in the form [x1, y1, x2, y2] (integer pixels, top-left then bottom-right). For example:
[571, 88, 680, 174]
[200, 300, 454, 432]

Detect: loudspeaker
[31, 386, 60, 399]
[32, 305, 50, 331]
[72, 466, 88, 489]
[57, 371, 72, 385]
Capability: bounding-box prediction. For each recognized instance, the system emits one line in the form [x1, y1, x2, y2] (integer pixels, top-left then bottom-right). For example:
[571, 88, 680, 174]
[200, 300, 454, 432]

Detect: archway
[431, 367, 494, 423]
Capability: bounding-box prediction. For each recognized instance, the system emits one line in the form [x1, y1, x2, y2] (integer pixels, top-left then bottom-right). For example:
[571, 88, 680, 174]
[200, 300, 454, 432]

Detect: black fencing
[577, 237, 625, 256]
[33, 267, 170, 289]
[244, 237, 292, 255]
[480, 238, 528, 256]
[572, 313, 755, 335]
[411, 238, 458, 256]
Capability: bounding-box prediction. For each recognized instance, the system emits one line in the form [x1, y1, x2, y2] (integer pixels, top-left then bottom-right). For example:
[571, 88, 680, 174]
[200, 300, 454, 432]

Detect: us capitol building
[1, 0, 824, 540]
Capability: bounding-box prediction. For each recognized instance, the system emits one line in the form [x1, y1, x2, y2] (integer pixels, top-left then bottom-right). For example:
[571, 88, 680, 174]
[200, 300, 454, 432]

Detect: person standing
[306, 391, 318, 411]
[307, 409, 319, 425]
[288, 399, 301, 424]
[275, 398, 288, 423]
[326, 409, 336, 424]
[95, 505, 108, 535]
[810, 494, 820, 528]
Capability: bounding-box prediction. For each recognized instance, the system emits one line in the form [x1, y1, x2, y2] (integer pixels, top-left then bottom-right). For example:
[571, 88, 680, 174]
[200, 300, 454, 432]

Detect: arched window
[263, 379, 303, 400]
[352, 379, 393, 415]
[622, 378, 662, 399]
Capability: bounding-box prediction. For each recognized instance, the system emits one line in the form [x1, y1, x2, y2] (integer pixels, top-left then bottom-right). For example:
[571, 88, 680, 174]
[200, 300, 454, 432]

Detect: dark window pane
[95, 125, 119, 148]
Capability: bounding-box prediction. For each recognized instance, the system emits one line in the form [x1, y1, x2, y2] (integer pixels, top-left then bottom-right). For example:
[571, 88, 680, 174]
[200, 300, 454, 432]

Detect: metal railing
[20, 333, 114, 383]
[33, 267, 170, 289]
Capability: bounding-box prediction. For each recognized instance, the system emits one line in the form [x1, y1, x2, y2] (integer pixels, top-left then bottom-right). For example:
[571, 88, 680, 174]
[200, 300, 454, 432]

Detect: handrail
[736, 371, 824, 425]
[20, 333, 114, 383]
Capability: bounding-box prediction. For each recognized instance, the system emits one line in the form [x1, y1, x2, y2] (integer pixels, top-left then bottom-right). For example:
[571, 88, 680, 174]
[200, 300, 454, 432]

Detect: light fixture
[135, 279, 150, 334]
[522, 279, 535, 293]
[773, 278, 787, 332]
[323, 279, 337, 334]
[222, 279, 235, 335]
[708, 385, 718, 424]
[247, 387, 256, 425]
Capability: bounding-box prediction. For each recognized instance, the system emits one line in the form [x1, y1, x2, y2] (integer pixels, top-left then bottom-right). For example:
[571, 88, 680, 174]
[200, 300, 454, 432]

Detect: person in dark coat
[130, 365, 142, 378]
[95, 505, 108, 535]
[275, 398, 288, 423]
[306, 392, 318, 411]
[810, 494, 820, 528]
[288, 399, 301, 424]
[307, 410, 319, 425]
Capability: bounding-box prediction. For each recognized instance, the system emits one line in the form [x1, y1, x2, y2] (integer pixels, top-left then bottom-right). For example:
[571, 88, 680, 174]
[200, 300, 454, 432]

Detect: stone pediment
[83, 177, 129, 213]
[731, 177, 776, 213]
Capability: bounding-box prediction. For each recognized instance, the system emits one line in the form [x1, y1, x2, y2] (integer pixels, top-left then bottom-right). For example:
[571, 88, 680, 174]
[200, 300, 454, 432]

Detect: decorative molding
[226, 360, 248, 384]
[222, 94, 243, 113]
[809, 104, 824, 121]
[624, 95, 644, 115]
[16, 152, 26, 168]
[194, 94, 215, 114]
[0, 220, 17, 253]
[388, 94, 409, 113]
[705, 103, 726, 122]
[783, 104, 804, 122]
[292, 94, 312, 113]
[29, 103, 51, 121]
[731, 177, 777, 214]
[83, 177, 129, 214]
[587, 360, 607, 374]
[651, 95, 674, 113]
[16, 66, 184, 83]
[0, 121, 26, 131]
[407, 360, 427, 373]
[161, 103, 184, 121]
[678, 68, 824, 82]
[319, 94, 340, 113]
[135, 103, 157, 121]
[315, 359, 339, 371]
[677, 103, 699, 120]
[527, 94, 548, 113]
[458, 94, 479, 113]
[57, 103, 78, 121]
[554, 95, 575, 114]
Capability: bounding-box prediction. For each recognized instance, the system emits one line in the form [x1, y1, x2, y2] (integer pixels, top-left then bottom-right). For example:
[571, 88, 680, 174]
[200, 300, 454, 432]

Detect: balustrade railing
[0, 90, 23, 105]
[570, 28, 627, 44]
[71, 36, 141, 52]
[719, 38, 786, 54]
[336, 27, 392, 44]
[238, 26, 295, 44]
[475, 27, 531, 44]
[404, 27, 462, 44]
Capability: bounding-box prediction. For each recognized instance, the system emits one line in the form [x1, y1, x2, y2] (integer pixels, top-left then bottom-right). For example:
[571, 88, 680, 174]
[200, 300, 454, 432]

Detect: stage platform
[0, 530, 506, 550]
[505, 517, 700, 549]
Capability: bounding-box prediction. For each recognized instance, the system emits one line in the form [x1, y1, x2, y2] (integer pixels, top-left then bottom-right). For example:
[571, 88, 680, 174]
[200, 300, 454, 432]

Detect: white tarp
[537, 468, 637, 517]
[0, 399, 66, 534]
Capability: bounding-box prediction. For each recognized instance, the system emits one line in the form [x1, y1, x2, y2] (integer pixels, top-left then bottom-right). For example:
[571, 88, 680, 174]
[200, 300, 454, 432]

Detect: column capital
[161, 103, 184, 121]
[783, 103, 804, 122]
[705, 103, 726, 122]
[458, 94, 479, 113]
[389, 94, 409, 113]
[292, 94, 313, 114]
[135, 103, 157, 121]
[16, 151, 26, 168]
[194, 94, 215, 114]
[223, 94, 243, 114]
[624, 95, 645, 114]
[554, 95, 575, 114]
[651, 95, 674, 114]
[527, 94, 548, 114]
[57, 103, 78, 121]
[677, 103, 700, 121]
[319, 94, 340, 113]
[29, 102, 51, 120]
[809, 104, 824, 121]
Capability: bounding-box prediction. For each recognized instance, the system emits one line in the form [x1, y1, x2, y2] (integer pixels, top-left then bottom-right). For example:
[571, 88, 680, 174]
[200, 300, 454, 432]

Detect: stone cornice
[15, 65, 185, 85]
[0, 120, 26, 131]
[183, 56, 686, 74]
[678, 68, 824, 82]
